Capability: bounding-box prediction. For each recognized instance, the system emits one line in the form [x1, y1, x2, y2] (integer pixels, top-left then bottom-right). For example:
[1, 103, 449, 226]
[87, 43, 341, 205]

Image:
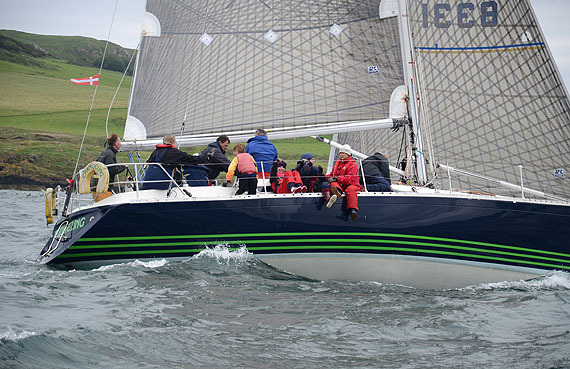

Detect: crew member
[324, 144, 361, 221]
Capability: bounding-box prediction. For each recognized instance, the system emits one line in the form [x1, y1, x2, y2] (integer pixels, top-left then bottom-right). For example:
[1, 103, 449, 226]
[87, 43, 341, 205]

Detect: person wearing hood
[323, 144, 361, 221]
[200, 135, 231, 183]
[245, 128, 278, 179]
[361, 151, 392, 192]
[294, 152, 326, 192]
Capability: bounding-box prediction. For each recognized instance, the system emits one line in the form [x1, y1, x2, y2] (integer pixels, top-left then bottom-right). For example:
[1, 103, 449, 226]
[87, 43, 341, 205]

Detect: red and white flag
[70, 74, 100, 85]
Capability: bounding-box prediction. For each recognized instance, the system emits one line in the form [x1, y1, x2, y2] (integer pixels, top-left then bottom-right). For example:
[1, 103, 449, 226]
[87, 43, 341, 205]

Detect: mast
[396, 0, 428, 184]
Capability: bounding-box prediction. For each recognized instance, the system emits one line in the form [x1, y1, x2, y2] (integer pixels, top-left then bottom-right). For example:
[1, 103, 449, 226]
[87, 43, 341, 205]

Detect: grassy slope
[0, 30, 134, 72]
[0, 52, 332, 189]
[0, 56, 131, 189]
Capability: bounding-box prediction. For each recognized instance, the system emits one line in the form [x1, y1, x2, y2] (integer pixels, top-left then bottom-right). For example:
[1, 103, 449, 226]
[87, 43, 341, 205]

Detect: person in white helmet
[323, 144, 361, 221]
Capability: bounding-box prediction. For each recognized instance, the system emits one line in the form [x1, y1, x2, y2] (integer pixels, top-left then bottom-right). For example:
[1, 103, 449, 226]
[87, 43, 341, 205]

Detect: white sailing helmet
[339, 144, 352, 155]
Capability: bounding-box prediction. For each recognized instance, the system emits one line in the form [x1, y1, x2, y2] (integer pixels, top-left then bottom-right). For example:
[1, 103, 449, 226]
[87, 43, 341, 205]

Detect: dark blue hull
[38, 194, 570, 279]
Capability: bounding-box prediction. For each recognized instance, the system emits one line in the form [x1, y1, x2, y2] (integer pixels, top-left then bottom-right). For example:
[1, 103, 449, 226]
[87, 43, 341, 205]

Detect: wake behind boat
[38, 0, 570, 289]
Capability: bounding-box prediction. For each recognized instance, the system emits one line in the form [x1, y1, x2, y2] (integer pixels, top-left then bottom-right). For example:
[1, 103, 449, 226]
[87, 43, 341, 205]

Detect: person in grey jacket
[95, 133, 126, 187]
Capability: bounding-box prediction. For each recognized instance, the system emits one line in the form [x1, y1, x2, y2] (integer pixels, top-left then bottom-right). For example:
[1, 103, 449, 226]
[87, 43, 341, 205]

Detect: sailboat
[38, 0, 570, 289]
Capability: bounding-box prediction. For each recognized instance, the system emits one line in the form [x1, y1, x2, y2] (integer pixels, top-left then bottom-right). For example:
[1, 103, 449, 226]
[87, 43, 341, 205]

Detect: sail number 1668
[422, 1, 498, 28]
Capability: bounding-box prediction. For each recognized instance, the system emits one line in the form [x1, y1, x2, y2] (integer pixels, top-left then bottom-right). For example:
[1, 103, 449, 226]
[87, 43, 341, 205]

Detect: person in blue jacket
[246, 128, 278, 179]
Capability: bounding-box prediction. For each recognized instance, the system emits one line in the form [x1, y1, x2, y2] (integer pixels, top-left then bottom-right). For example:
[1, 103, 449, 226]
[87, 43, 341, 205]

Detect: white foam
[193, 244, 252, 262]
[474, 271, 570, 290]
[132, 259, 168, 268]
[0, 330, 38, 342]
[93, 259, 168, 271]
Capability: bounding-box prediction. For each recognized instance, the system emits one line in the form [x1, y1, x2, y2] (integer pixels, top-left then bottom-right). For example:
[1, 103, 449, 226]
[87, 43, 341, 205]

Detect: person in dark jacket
[246, 128, 278, 178]
[142, 135, 205, 190]
[294, 152, 327, 192]
[360, 151, 392, 192]
[95, 133, 126, 188]
[200, 135, 231, 182]
[184, 165, 210, 186]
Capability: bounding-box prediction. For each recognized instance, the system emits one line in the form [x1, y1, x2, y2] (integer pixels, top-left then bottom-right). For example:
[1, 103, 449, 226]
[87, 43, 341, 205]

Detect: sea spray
[193, 244, 252, 265]
[474, 270, 570, 291]
[0, 330, 38, 342]
[92, 258, 168, 271]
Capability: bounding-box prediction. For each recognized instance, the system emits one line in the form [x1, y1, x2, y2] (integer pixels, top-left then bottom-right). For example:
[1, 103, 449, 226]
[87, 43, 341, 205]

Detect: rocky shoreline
[0, 131, 92, 191]
[0, 175, 59, 191]
[0, 153, 66, 190]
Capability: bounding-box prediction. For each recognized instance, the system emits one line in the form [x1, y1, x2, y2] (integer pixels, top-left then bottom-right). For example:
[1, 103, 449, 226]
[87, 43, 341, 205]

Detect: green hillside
[0, 31, 133, 189]
[0, 29, 135, 74]
[0, 31, 331, 190]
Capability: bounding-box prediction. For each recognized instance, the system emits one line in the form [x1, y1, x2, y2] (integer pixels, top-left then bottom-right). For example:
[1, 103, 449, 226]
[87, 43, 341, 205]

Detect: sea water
[0, 190, 569, 368]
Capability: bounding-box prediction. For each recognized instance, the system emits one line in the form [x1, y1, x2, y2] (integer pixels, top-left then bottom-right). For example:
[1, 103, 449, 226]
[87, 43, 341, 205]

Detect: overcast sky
[0, 0, 569, 87]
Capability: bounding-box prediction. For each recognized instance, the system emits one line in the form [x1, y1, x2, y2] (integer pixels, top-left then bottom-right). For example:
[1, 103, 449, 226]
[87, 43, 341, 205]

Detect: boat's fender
[79, 161, 109, 194]
[45, 188, 55, 224]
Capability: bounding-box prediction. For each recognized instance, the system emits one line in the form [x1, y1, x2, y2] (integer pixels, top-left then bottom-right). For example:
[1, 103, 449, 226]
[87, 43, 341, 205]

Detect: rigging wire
[104, 43, 144, 182]
[105, 41, 140, 137]
[71, 0, 119, 179]
[396, 126, 406, 175]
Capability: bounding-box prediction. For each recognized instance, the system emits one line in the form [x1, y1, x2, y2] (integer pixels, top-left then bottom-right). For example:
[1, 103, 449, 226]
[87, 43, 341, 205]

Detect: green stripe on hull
[58, 248, 203, 258]
[70, 238, 570, 265]
[75, 232, 570, 258]
[58, 244, 570, 270]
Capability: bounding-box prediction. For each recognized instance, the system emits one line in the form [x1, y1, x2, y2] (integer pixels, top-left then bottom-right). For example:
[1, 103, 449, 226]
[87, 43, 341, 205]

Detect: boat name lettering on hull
[422, 1, 498, 28]
[55, 217, 86, 237]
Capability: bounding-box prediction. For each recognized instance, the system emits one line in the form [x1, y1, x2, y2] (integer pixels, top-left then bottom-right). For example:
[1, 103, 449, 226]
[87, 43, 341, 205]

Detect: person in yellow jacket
[226, 143, 258, 195]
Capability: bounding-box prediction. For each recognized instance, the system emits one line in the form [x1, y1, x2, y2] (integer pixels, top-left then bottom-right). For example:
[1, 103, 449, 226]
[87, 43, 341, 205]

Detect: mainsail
[125, 0, 404, 148]
[406, 0, 570, 199]
[339, 0, 570, 200]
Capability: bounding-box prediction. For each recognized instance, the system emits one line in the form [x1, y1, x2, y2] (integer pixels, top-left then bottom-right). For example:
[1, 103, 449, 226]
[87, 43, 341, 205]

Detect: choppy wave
[89, 245, 253, 272]
[193, 244, 253, 262]
[2, 190, 570, 368]
[93, 258, 169, 271]
[0, 330, 38, 342]
[473, 270, 570, 291]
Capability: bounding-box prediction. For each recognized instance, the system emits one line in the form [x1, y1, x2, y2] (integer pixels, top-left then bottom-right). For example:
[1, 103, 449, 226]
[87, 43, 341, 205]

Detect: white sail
[125, 0, 404, 147]
[336, 4, 410, 182]
[406, 0, 570, 199]
[124, 0, 569, 200]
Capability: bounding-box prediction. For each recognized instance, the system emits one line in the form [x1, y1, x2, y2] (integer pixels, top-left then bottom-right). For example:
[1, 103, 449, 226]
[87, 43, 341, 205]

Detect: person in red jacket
[269, 159, 307, 194]
[323, 144, 361, 221]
